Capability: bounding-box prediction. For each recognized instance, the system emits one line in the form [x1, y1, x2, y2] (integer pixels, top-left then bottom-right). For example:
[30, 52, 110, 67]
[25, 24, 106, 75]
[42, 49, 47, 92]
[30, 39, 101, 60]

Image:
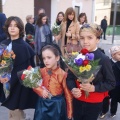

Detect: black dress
[0, 38, 38, 110]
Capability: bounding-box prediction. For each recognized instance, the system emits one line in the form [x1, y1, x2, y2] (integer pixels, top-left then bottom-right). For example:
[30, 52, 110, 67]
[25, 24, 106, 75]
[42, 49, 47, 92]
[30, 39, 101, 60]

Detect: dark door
[34, 0, 51, 23]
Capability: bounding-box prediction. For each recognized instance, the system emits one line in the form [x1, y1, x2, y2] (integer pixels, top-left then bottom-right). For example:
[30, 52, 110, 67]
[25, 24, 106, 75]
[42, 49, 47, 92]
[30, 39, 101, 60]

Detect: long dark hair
[78, 13, 87, 24]
[36, 13, 48, 27]
[39, 44, 66, 71]
[4, 16, 24, 38]
[56, 12, 64, 23]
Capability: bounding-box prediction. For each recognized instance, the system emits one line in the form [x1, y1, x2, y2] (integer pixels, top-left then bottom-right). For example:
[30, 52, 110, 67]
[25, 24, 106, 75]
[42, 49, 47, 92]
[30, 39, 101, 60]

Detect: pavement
[0, 35, 120, 120]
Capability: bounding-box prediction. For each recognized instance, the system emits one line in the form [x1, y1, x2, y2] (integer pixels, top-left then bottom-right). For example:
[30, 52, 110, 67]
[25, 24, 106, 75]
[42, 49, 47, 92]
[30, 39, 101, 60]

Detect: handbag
[64, 42, 81, 53]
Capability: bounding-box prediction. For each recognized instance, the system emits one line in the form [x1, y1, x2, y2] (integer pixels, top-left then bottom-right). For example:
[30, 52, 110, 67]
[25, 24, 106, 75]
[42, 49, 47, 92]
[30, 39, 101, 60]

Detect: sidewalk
[98, 35, 120, 57]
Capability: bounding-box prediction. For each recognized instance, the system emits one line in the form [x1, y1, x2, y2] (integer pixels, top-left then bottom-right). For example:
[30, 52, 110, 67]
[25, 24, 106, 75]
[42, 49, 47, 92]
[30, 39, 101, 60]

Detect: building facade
[2, 0, 93, 26]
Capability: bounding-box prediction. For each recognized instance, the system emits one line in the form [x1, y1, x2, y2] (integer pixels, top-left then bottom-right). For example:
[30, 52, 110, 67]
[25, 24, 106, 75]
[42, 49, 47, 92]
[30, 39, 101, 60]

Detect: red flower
[27, 66, 32, 70]
[21, 74, 26, 80]
[81, 49, 89, 55]
[83, 60, 89, 66]
[27, 35, 32, 39]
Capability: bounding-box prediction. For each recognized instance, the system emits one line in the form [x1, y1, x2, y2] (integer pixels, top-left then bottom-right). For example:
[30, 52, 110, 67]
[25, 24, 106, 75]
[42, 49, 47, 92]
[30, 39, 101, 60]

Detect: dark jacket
[66, 48, 115, 92]
[0, 13, 7, 42]
[0, 38, 38, 110]
[101, 19, 107, 29]
[25, 23, 35, 36]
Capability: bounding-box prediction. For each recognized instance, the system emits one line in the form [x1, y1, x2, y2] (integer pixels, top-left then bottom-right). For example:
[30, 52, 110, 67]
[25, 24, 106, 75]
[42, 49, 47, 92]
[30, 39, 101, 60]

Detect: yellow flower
[1, 60, 6, 66]
[79, 66, 86, 73]
[85, 65, 92, 71]
[72, 52, 79, 56]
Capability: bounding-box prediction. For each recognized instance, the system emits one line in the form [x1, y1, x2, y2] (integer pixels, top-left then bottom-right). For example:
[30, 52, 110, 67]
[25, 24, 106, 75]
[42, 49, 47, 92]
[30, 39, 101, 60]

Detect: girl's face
[8, 20, 20, 39]
[68, 12, 74, 21]
[80, 16, 86, 23]
[112, 52, 120, 61]
[42, 49, 60, 70]
[80, 31, 99, 52]
[42, 16, 47, 24]
[58, 13, 64, 22]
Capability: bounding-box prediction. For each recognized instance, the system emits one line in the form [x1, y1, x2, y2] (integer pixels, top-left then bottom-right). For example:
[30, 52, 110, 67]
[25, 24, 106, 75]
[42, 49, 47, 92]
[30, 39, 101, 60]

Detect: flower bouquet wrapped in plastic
[26, 34, 35, 45]
[17, 66, 53, 99]
[52, 23, 61, 36]
[0, 43, 15, 98]
[63, 48, 101, 98]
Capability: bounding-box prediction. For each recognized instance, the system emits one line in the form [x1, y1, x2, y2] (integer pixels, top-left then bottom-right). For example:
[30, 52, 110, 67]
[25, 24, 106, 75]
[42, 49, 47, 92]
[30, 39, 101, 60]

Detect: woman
[25, 15, 35, 49]
[78, 13, 87, 28]
[56, 7, 80, 55]
[53, 12, 64, 46]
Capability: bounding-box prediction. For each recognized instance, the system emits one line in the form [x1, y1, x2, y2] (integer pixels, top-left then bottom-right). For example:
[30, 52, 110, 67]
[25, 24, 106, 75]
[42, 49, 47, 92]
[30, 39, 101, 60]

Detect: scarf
[35, 24, 51, 55]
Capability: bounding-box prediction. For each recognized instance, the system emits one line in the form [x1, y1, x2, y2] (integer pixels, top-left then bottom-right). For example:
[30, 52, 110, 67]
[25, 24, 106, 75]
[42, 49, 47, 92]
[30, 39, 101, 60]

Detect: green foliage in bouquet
[20, 66, 42, 88]
[52, 23, 61, 36]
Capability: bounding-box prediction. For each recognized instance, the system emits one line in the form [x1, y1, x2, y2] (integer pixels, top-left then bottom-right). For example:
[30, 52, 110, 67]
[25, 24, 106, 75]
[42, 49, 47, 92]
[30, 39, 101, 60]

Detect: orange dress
[33, 67, 72, 119]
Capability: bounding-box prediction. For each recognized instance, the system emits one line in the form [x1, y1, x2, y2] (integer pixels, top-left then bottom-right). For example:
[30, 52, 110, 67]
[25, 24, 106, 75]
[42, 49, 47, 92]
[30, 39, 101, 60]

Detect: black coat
[101, 19, 107, 30]
[66, 48, 115, 92]
[0, 38, 38, 110]
[0, 13, 7, 42]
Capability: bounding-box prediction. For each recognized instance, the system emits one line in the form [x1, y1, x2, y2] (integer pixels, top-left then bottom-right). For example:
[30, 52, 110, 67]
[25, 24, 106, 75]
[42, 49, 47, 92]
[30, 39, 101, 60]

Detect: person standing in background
[25, 15, 35, 49]
[56, 7, 80, 55]
[101, 16, 107, 40]
[78, 13, 87, 28]
[0, 13, 7, 42]
[54, 11, 64, 47]
[34, 8, 45, 24]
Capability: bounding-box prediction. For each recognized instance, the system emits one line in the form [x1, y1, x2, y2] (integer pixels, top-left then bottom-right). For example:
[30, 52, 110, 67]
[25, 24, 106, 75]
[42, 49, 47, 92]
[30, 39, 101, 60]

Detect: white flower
[74, 54, 86, 63]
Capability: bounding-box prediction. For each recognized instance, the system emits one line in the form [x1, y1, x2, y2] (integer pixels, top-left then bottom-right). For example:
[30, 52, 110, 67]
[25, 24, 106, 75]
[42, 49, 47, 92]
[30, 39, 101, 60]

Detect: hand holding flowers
[63, 48, 101, 98]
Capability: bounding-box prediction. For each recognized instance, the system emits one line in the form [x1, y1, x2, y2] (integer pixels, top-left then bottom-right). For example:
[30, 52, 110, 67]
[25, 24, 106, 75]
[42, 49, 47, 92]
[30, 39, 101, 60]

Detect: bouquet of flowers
[63, 48, 101, 97]
[0, 44, 15, 98]
[26, 34, 35, 45]
[18, 66, 53, 99]
[52, 23, 61, 36]
[18, 66, 41, 88]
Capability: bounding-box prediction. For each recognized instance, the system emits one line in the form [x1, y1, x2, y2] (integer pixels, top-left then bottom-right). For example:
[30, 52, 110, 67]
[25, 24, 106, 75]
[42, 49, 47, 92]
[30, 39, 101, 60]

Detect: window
[75, 6, 80, 18]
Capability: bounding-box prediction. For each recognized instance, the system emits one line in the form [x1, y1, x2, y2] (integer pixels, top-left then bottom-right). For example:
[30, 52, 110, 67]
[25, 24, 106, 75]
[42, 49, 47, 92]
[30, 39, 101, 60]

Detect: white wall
[2, 0, 34, 25]
[51, 0, 93, 27]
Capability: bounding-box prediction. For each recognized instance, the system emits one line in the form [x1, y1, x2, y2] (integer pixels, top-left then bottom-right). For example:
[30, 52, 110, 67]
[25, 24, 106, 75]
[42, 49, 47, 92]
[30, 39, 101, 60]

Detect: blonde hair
[63, 7, 77, 22]
[26, 15, 33, 22]
[80, 23, 103, 39]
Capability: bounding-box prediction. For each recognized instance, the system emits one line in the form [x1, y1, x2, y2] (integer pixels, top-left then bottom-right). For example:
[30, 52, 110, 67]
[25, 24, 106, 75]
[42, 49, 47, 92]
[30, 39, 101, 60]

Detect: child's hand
[0, 77, 9, 84]
[71, 88, 81, 98]
[42, 89, 49, 98]
[80, 83, 95, 92]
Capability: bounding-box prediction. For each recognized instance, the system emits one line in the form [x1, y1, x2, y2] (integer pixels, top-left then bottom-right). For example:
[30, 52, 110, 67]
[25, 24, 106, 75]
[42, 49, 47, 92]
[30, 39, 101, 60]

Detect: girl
[100, 46, 120, 118]
[35, 13, 52, 65]
[78, 13, 87, 28]
[33, 45, 72, 120]
[0, 16, 38, 120]
[56, 7, 80, 55]
[66, 23, 115, 120]
[25, 15, 35, 49]
[35, 13, 52, 56]
[54, 11, 64, 46]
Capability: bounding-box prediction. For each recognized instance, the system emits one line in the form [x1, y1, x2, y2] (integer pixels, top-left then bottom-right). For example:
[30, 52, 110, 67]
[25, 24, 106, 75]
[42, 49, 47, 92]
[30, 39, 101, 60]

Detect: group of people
[0, 6, 118, 120]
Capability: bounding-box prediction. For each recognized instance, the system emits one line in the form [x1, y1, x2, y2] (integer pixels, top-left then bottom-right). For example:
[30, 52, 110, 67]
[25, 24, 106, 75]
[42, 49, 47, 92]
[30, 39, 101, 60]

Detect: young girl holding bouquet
[66, 23, 115, 120]
[0, 16, 38, 120]
[33, 45, 72, 120]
